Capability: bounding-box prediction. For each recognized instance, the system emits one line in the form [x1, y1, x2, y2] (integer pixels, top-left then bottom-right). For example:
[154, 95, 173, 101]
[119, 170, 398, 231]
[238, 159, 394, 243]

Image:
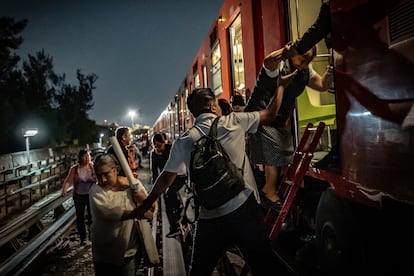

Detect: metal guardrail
[0, 191, 72, 248]
[0, 190, 75, 275]
[0, 208, 75, 275]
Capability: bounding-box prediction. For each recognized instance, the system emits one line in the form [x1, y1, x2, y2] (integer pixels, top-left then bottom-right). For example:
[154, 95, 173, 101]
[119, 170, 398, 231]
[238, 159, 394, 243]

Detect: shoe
[166, 229, 181, 238]
[259, 191, 282, 211]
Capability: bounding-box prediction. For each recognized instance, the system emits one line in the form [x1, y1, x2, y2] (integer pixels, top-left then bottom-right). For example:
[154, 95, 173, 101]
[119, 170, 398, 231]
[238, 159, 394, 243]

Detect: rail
[0, 190, 75, 275]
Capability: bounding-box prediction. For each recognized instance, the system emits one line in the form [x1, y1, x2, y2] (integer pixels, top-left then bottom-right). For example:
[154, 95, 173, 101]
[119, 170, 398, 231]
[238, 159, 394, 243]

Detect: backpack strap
[193, 124, 206, 137]
[192, 116, 220, 138]
[209, 116, 246, 174]
[208, 116, 220, 139]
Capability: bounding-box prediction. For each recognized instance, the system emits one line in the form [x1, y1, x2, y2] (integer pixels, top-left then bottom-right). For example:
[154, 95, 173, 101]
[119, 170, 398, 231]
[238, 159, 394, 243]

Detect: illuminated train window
[229, 14, 245, 93]
[211, 41, 223, 96]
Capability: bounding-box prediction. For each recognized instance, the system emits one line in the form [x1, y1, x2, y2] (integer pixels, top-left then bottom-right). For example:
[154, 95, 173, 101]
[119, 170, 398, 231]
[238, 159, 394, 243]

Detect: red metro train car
[153, 0, 414, 274]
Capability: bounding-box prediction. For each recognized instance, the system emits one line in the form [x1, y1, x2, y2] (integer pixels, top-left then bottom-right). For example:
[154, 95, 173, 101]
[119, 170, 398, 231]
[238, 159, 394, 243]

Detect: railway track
[0, 190, 75, 275]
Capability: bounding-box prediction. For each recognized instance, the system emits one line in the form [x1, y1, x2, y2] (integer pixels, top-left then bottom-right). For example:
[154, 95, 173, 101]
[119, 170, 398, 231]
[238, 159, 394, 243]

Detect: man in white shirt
[132, 44, 298, 275]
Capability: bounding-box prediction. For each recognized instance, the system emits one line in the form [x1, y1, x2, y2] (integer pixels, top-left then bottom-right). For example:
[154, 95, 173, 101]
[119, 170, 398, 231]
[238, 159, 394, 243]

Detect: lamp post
[23, 128, 38, 164]
[99, 133, 104, 148]
[128, 110, 136, 128]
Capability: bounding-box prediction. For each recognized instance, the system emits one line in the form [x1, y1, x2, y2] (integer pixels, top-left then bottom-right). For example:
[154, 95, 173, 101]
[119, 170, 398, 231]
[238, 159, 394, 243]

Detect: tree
[0, 16, 101, 154]
[55, 70, 98, 145]
[0, 17, 28, 153]
[22, 49, 59, 112]
[0, 17, 27, 79]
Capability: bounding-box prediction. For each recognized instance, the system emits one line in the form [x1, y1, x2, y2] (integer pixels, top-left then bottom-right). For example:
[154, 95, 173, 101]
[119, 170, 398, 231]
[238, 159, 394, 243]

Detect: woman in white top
[89, 153, 152, 276]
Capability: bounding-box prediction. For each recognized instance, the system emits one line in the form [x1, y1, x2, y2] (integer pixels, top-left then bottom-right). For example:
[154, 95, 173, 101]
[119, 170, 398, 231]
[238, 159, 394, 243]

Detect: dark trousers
[188, 194, 291, 276]
[163, 176, 186, 230]
[73, 193, 91, 241]
[93, 256, 136, 276]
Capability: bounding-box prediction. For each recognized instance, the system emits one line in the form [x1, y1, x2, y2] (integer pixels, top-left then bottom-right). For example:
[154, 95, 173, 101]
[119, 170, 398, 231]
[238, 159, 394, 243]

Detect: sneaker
[166, 229, 181, 238]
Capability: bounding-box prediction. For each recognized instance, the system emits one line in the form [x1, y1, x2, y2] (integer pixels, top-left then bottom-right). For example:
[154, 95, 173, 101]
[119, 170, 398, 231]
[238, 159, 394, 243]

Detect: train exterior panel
[153, 0, 414, 274]
[324, 0, 414, 207]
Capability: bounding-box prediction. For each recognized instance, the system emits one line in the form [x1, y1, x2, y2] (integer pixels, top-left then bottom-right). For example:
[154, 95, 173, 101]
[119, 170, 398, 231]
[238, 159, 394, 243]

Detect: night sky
[2, 0, 223, 127]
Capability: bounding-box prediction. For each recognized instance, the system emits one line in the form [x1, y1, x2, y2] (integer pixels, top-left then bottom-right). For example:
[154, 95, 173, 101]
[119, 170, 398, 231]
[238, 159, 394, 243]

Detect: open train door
[312, 0, 414, 275]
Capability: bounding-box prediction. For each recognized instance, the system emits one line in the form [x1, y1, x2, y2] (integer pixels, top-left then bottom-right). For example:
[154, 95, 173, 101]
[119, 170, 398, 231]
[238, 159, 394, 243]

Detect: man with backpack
[130, 44, 298, 275]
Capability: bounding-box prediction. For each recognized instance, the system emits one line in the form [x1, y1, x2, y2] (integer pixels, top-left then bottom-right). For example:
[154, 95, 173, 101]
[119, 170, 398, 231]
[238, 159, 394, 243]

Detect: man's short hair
[187, 88, 216, 117]
[231, 93, 246, 107]
[218, 98, 233, 115]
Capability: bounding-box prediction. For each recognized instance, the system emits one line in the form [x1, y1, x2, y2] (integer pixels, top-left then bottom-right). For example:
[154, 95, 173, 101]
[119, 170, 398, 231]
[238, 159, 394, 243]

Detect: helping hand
[143, 209, 154, 220]
[282, 41, 298, 60]
[133, 199, 156, 220]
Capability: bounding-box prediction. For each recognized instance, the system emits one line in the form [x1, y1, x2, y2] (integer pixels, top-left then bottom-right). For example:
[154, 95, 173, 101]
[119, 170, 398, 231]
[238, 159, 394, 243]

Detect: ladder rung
[268, 122, 326, 241]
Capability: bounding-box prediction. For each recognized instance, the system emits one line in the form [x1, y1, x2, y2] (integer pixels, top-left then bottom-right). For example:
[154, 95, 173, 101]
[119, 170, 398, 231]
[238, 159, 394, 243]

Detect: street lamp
[99, 133, 104, 148]
[23, 128, 38, 164]
[128, 110, 136, 127]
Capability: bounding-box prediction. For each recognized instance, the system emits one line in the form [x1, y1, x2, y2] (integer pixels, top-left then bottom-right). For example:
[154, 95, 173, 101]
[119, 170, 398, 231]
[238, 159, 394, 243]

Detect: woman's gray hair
[93, 153, 119, 171]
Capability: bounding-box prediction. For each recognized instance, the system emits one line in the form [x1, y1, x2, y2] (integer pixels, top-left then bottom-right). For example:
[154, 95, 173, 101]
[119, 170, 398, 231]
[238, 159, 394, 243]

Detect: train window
[184, 88, 192, 129]
[194, 72, 200, 89]
[229, 14, 245, 93]
[202, 65, 207, 87]
[211, 42, 223, 96]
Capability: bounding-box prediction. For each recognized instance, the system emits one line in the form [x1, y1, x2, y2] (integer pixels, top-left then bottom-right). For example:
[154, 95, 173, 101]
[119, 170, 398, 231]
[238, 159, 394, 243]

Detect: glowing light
[23, 128, 38, 164]
[24, 129, 38, 137]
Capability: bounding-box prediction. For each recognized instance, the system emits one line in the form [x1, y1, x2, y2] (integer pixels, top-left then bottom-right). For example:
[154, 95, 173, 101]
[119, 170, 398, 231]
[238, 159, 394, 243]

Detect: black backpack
[190, 116, 245, 209]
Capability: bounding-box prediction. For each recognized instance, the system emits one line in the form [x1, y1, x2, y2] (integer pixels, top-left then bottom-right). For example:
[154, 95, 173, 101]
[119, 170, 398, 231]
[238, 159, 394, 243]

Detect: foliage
[0, 16, 101, 154]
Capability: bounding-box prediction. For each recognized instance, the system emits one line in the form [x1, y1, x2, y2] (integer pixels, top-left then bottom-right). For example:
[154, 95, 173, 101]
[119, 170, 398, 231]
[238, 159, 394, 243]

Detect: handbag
[135, 217, 160, 267]
[109, 135, 160, 266]
[128, 185, 160, 267]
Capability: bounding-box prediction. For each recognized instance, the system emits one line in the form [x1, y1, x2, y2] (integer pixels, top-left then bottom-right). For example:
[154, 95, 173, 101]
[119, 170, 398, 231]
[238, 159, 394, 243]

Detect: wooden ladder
[267, 122, 326, 241]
